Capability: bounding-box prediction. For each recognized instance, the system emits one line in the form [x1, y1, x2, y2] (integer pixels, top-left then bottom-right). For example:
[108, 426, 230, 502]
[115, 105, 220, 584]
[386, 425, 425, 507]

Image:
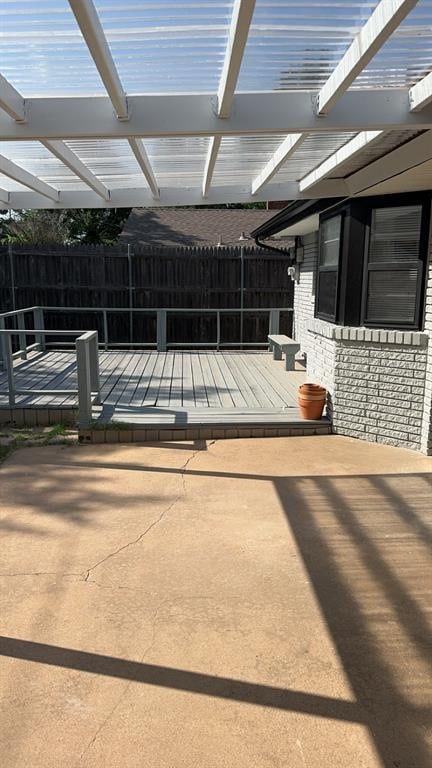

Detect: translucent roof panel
[142, 138, 209, 187]
[273, 133, 357, 182]
[237, 0, 381, 92]
[212, 136, 285, 186]
[65, 139, 150, 189]
[352, 0, 432, 89]
[94, 0, 233, 94]
[0, 141, 86, 191]
[0, 1, 106, 97]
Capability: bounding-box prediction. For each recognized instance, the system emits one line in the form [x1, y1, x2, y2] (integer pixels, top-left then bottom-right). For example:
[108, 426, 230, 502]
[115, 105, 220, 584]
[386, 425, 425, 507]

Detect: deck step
[79, 418, 332, 444]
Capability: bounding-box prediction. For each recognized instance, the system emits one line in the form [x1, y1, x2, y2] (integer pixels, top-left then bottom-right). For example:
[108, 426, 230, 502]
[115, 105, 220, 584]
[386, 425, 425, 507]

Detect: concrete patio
[0, 435, 431, 767]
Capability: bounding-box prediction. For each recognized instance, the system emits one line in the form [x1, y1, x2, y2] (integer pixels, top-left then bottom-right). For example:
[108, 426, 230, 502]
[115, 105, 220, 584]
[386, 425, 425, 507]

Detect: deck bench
[268, 334, 300, 371]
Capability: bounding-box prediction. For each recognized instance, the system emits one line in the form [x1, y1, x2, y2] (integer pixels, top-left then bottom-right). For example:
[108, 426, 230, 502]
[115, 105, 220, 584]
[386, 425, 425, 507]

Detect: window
[363, 205, 424, 328]
[316, 215, 342, 321]
[314, 196, 429, 330]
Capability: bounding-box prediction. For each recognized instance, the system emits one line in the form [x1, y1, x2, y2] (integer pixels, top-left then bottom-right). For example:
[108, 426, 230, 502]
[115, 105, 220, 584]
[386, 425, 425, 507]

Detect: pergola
[0, 0, 432, 209]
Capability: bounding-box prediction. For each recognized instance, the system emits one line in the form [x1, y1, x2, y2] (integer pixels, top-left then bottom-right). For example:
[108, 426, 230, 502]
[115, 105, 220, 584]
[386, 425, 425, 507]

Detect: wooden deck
[0, 350, 315, 428]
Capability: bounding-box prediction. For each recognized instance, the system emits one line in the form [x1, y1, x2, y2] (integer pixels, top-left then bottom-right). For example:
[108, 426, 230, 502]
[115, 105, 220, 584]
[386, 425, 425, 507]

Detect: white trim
[299, 131, 382, 191]
[217, 0, 256, 118]
[0, 155, 59, 201]
[68, 0, 128, 119]
[202, 136, 221, 197]
[0, 74, 25, 122]
[42, 140, 110, 200]
[0, 91, 430, 141]
[128, 138, 159, 199]
[317, 0, 419, 115]
[409, 71, 432, 112]
[251, 134, 305, 194]
[346, 130, 432, 194]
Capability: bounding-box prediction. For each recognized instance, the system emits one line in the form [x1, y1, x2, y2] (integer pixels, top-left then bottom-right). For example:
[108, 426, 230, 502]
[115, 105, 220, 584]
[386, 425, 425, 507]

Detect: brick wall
[293, 231, 431, 454]
[293, 231, 318, 358]
[421, 238, 432, 454]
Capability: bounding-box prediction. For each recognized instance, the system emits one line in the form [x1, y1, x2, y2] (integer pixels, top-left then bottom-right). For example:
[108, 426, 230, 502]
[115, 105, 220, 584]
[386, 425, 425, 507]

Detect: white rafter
[128, 139, 159, 199]
[42, 140, 110, 200]
[203, 1, 255, 196]
[409, 71, 432, 113]
[68, 0, 128, 119]
[299, 131, 383, 192]
[0, 155, 59, 201]
[202, 137, 221, 197]
[0, 73, 26, 122]
[218, 0, 256, 118]
[317, 0, 419, 115]
[251, 134, 306, 194]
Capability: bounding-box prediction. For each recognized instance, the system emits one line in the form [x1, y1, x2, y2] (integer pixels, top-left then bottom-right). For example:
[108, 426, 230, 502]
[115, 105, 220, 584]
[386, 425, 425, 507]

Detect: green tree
[65, 208, 131, 244]
[3, 210, 70, 245]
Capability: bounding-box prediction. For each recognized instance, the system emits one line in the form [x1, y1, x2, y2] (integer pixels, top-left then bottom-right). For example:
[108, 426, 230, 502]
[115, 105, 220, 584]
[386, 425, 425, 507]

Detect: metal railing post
[17, 312, 27, 359]
[33, 307, 45, 351]
[89, 332, 100, 404]
[157, 310, 167, 352]
[2, 334, 15, 407]
[76, 335, 92, 429]
[0, 317, 5, 369]
[268, 310, 280, 347]
[103, 309, 109, 351]
[240, 246, 244, 349]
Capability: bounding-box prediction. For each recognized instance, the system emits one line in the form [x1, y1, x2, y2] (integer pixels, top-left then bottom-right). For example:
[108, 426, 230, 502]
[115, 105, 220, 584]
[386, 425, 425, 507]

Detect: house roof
[120, 208, 284, 248]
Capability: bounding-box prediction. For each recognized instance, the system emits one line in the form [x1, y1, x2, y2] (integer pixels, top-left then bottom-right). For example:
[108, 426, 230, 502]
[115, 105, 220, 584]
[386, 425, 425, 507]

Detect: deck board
[0, 349, 307, 424]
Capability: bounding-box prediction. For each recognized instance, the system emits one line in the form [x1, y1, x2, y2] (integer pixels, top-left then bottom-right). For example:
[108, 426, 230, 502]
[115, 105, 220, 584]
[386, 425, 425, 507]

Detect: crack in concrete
[0, 571, 81, 578]
[76, 603, 163, 766]
[82, 445, 206, 582]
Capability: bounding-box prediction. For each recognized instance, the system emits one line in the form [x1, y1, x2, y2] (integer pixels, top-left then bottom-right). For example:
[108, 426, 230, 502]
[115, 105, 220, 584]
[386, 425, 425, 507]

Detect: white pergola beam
[300, 131, 383, 191]
[0, 188, 10, 205]
[317, 0, 419, 115]
[68, 0, 128, 119]
[346, 129, 432, 194]
[202, 136, 222, 197]
[0, 91, 431, 141]
[251, 134, 306, 194]
[217, 0, 256, 118]
[0, 155, 59, 201]
[2, 179, 348, 210]
[41, 139, 110, 200]
[0, 73, 26, 122]
[409, 71, 432, 112]
[128, 138, 159, 199]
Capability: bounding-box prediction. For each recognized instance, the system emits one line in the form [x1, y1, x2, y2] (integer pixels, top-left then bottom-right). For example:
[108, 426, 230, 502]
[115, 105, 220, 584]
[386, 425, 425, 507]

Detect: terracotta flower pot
[298, 383, 326, 420]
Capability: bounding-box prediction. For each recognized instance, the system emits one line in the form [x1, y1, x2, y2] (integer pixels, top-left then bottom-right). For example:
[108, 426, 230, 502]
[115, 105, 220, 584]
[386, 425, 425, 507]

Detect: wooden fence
[0, 243, 293, 346]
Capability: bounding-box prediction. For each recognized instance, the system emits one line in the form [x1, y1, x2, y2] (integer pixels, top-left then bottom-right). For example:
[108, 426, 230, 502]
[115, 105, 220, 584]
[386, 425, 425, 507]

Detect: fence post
[76, 335, 92, 429]
[157, 310, 167, 352]
[8, 243, 16, 312]
[33, 307, 45, 351]
[127, 243, 134, 345]
[17, 312, 27, 359]
[216, 311, 221, 350]
[268, 309, 280, 348]
[2, 334, 15, 407]
[240, 246, 244, 349]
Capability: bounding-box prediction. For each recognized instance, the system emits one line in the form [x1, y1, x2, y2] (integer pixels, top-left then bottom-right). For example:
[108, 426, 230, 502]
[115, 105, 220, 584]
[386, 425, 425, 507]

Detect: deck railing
[3, 305, 290, 353]
[0, 327, 100, 428]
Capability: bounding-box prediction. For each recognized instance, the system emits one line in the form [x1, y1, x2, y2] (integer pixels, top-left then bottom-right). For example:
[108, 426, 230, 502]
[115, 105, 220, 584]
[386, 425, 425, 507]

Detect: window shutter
[364, 205, 424, 328]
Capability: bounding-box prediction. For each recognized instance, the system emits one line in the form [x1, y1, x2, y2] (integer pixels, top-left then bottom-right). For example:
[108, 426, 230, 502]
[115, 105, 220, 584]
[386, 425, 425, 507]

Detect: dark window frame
[314, 192, 431, 331]
[315, 212, 344, 323]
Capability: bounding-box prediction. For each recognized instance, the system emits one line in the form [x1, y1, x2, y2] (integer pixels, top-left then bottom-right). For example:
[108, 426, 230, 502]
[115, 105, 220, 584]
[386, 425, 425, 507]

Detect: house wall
[292, 232, 432, 454]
